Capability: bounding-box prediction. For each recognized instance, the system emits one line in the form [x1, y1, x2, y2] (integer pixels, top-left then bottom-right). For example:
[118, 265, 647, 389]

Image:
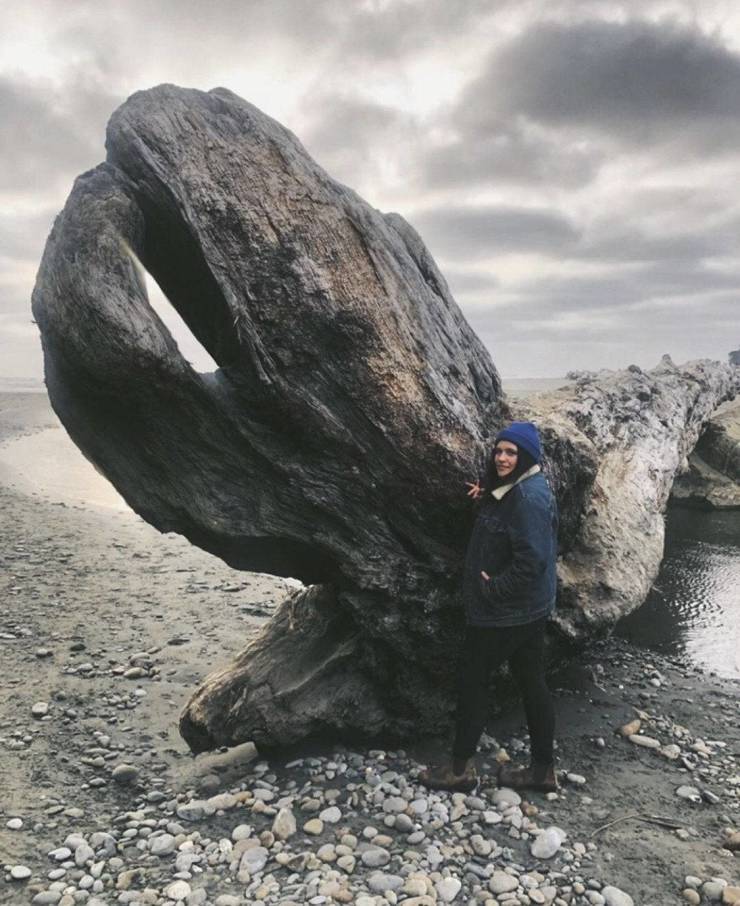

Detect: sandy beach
[1, 392, 739, 905]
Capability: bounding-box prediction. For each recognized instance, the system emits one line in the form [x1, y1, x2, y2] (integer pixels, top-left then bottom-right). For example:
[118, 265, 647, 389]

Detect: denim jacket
[462, 468, 558, 627]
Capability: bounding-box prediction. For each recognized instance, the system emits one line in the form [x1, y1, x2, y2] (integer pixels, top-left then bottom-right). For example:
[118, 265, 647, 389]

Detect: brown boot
[418, 762, 478, 793]
[497, 763, 558, 793]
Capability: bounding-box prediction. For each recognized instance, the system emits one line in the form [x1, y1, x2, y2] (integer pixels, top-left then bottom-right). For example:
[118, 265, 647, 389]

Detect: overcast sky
[2, 0, 740, 382]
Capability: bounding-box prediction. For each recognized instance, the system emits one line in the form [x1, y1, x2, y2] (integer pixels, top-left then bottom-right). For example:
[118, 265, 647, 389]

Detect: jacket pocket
[480, 515, 510, 571]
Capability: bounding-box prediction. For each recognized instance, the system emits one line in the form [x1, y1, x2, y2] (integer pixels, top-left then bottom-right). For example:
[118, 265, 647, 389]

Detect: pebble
[531, 827, 566, 860]
[48, 847, 72, 862]
[436, 877, 462, 902]
[676, 785, 702, 803]
[368, 872, 404, 893]
[361, 847, 390, 867]
[10, 865, 32, 880]
[628, 734, 661, 749]
[319, 805, 342, 823]
[150, 833, 176, 855]
[32, 701, 49, 718]
[111, 762, 140, 785]
[490, 871, 520, 895]
[722, 887, 740, 905]
[164, 879, 191, 900]
[240, 845, 269, 873]
[703, 880, 728, 901]
[272, 807, 297, 840]
[6, 817, 23, 830]
[724, 831, 740, 852]
[303, 818, 324, 835]
[492, 788, 522, 808]
[602, 887, 634, 906]
[682, 890, 701, 905]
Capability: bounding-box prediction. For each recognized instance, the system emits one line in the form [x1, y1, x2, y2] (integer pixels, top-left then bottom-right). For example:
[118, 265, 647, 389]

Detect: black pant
[452, 617, 554, 764]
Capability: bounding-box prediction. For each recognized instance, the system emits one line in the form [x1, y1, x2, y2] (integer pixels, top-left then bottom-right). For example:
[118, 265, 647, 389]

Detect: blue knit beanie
[494, 421, 542, 464]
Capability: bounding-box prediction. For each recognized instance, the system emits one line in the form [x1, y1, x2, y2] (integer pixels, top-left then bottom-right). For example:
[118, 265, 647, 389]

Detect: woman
[420, 421, 559, 793]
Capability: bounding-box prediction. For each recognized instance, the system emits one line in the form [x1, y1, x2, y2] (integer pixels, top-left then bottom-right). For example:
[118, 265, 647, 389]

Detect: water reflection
[616, 508, 740, 679]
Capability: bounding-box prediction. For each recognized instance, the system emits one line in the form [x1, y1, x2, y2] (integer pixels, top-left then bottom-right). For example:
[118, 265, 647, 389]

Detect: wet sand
[1, 393, 738, 905]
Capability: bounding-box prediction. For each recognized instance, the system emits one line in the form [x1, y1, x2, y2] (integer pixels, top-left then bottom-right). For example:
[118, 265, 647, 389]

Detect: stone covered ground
[1, 394, 739, 906]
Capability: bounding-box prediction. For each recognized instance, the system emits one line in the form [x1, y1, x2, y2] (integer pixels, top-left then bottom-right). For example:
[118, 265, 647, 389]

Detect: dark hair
[481, 442, 537, 494]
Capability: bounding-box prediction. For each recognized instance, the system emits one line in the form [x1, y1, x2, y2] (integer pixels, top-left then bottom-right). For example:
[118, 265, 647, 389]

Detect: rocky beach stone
[628, 734, 661, 749]
[676, 785, 703, 803]
[531, 827, 566, 860]
[602, 887, 634, 906]
[272, 807, 297, 840]
[177, 799, 208, 820]
[319, 805, 342, 823]
[48, 847, 72, 862]
[660, 743, 681, 759]
[240, 845, 269, 873]
[361, 847, 391, 868]
[703, 879, 728, 901]
[164, 879, 191, 900]
[10, 865, 32, 880]
[436, 877, 462, 902]
[303, 818, 323, 836]
[368, 872, 404, 893]
[723, 830, 740, 851]
[111, 763, 139, 785]
[492, 789, 522, 808]
[32, 701, 49, 718]
[149, 833, 176, 855]
[490, 871, 520, 895]
[232, 824, 252, 841]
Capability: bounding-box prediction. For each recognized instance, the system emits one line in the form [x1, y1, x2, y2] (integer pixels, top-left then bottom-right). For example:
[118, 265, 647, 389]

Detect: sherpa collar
[491, 464, 541, 501]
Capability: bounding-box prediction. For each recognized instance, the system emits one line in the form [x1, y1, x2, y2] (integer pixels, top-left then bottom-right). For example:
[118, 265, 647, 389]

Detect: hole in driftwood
[143, 270, 218, 373]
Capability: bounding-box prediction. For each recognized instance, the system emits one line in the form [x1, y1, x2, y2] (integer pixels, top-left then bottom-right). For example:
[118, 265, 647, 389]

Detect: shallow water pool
[616, 507, 740, 679]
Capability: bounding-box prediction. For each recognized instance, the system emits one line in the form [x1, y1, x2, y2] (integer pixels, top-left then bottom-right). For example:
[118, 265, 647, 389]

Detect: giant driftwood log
[32, 85, 739, 750]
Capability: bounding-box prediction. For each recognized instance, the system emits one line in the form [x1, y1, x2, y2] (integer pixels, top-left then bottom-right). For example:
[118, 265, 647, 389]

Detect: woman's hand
[481, 571, 490, 581]
[466, 480, 483, 500]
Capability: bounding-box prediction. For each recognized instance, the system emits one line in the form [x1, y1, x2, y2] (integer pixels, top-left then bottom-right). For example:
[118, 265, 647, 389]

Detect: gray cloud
[0, 73, 121, 195]
[460, 264, 740, 330]
[0, 208, 57, 262]
[465, 288, 739, 377]
[575, 224, 740, 263]
[458, 18, 740, 150]
[326, 0, 498, 63]
[409, 205, 581, 260]
[506, 262, 740, 316]
[422, 126, 603, 189]
[443, 269, 501, 296]
[301, 94, 419, 186]
[416, 15, 740, 195]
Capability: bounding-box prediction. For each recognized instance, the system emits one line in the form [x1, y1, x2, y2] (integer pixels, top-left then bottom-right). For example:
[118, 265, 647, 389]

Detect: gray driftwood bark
[32, 85, 739, 750]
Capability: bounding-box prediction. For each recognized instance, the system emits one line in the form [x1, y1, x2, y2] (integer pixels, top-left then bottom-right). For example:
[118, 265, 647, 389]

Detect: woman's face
[494, 441, 518, 479]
